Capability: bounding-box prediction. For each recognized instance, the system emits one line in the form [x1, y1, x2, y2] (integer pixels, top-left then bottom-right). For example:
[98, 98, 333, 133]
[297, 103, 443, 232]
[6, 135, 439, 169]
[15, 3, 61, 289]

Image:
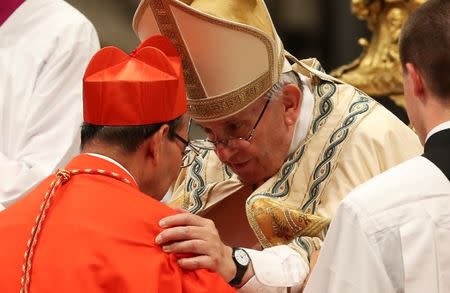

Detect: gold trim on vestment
[246, 197, 331, 247]
[170, 58, 377, 255]
[245, 74, 376, 248]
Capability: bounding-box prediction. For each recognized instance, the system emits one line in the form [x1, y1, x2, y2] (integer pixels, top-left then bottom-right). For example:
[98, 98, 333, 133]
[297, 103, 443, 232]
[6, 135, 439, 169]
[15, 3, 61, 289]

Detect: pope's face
[197, 96, 294, 186]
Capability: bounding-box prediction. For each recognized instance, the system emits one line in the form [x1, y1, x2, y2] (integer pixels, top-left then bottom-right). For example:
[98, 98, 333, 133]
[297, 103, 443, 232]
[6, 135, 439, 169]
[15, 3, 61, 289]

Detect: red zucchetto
[82, 35, 187, 126]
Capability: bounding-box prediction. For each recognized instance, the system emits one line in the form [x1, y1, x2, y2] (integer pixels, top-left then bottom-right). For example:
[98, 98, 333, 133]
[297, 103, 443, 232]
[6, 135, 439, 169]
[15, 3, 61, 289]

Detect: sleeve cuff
[240, 245, 309, 289]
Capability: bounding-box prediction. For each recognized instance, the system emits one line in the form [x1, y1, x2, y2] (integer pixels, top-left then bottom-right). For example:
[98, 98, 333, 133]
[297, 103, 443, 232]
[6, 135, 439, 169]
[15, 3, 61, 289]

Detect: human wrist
[229, 247, 254, 287]
[222, 245, 237, 282]
[237, 260, 254, 288]
[243, 246, 309, 287]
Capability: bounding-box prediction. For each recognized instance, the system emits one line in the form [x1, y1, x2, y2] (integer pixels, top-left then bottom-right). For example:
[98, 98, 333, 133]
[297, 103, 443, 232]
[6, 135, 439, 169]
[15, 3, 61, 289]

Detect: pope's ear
[281, 83, 302, 126]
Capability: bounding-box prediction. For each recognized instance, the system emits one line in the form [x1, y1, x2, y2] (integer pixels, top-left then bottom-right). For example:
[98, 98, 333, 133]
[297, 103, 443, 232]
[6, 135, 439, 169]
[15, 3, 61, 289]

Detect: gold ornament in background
[332, 0, 426, 109]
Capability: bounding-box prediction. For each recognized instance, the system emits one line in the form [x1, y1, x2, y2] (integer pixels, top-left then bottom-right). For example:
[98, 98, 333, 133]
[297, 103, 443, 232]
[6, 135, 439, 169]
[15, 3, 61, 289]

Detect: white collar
[84, 153, 137, 184]
[425, 120, 450, 142]
[288, 72, 314, 155]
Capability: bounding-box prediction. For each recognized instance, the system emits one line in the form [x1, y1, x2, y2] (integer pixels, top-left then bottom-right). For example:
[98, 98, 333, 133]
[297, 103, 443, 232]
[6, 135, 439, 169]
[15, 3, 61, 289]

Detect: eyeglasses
[170, 130, 201, 168]
[190, 97, 271, 151]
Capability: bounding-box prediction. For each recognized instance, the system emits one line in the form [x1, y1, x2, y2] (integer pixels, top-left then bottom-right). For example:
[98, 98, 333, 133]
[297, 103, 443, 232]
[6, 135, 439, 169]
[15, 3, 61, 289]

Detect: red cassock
[0, 154, 235, 293]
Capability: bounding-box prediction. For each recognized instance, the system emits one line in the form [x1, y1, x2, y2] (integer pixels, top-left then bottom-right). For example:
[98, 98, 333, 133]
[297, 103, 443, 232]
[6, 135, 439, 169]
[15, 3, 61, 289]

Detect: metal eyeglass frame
[193, 97, 271, 150]
[170, 130, 201, 168]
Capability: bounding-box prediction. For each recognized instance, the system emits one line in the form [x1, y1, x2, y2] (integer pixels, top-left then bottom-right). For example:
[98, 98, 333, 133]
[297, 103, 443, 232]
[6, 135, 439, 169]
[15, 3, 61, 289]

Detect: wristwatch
[229, 247, 250, 286]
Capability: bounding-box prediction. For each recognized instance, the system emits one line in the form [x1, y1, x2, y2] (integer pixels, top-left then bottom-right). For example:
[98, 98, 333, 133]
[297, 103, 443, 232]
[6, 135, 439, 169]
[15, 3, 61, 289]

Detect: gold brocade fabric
[249, 198, 331, 245]
[170, 59, 423, 262]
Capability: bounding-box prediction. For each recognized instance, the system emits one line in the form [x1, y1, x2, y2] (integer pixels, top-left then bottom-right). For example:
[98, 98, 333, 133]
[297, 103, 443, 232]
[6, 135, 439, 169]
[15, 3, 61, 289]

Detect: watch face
[234, 249, 250, 266]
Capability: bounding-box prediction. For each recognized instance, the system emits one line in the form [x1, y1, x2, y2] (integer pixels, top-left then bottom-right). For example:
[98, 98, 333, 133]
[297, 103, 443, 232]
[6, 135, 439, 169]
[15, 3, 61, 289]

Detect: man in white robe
[305, 1, 450, 291]
[0, 0, 99, 208]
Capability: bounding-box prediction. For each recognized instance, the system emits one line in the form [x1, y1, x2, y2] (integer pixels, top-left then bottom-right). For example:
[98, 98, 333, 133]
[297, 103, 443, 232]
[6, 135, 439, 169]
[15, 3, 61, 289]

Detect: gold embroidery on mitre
[188, 71, 272, 121]
[168, 0, 282, 120]
[247, 197, 331, 247]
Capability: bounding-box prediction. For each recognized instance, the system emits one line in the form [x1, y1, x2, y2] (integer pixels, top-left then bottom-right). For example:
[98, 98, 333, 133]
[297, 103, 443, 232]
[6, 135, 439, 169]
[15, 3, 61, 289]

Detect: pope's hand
[155, 212, 236, 282]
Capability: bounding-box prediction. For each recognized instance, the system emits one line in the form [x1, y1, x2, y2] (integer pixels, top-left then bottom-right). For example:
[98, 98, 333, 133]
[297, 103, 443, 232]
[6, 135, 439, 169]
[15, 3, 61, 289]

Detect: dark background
[67, 0, 371, 73]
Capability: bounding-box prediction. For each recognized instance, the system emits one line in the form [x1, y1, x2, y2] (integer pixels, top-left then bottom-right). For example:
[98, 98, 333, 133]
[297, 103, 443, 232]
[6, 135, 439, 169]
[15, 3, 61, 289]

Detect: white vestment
[172, 59, 423, 292]
[305, 124, 450, 293]
[0, 0, 99, 207]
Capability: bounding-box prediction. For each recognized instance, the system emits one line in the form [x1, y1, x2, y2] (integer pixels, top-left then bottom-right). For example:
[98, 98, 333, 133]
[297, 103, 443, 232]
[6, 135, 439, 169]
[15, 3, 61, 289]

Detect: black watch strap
[229, 247, 250, 286]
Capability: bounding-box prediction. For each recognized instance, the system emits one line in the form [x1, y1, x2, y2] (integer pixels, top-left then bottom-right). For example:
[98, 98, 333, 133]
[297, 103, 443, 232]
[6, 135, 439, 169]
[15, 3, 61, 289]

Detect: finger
[162, 239, 209, 255]
[177, 255, 217, 271]
[159, 213, 213, 229]
[155, 226, 209, 245]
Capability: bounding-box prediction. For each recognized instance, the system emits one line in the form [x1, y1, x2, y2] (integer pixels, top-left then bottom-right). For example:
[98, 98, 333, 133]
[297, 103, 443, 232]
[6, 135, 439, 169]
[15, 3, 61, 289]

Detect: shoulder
[27, 0, 98, 43]
[336, 98, 422, 167]
[115, 184, 179, 219]
[354, 104, 417, 141]
[344, 156, 447, 216]
[354, 103, 421, 147]
[71, 175, 178, 223]
[41, 0, 94, 26]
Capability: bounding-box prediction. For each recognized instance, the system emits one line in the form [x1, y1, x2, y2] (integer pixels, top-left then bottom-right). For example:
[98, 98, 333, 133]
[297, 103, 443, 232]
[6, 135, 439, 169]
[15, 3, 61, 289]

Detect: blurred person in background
[0, 0, 99, 210]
